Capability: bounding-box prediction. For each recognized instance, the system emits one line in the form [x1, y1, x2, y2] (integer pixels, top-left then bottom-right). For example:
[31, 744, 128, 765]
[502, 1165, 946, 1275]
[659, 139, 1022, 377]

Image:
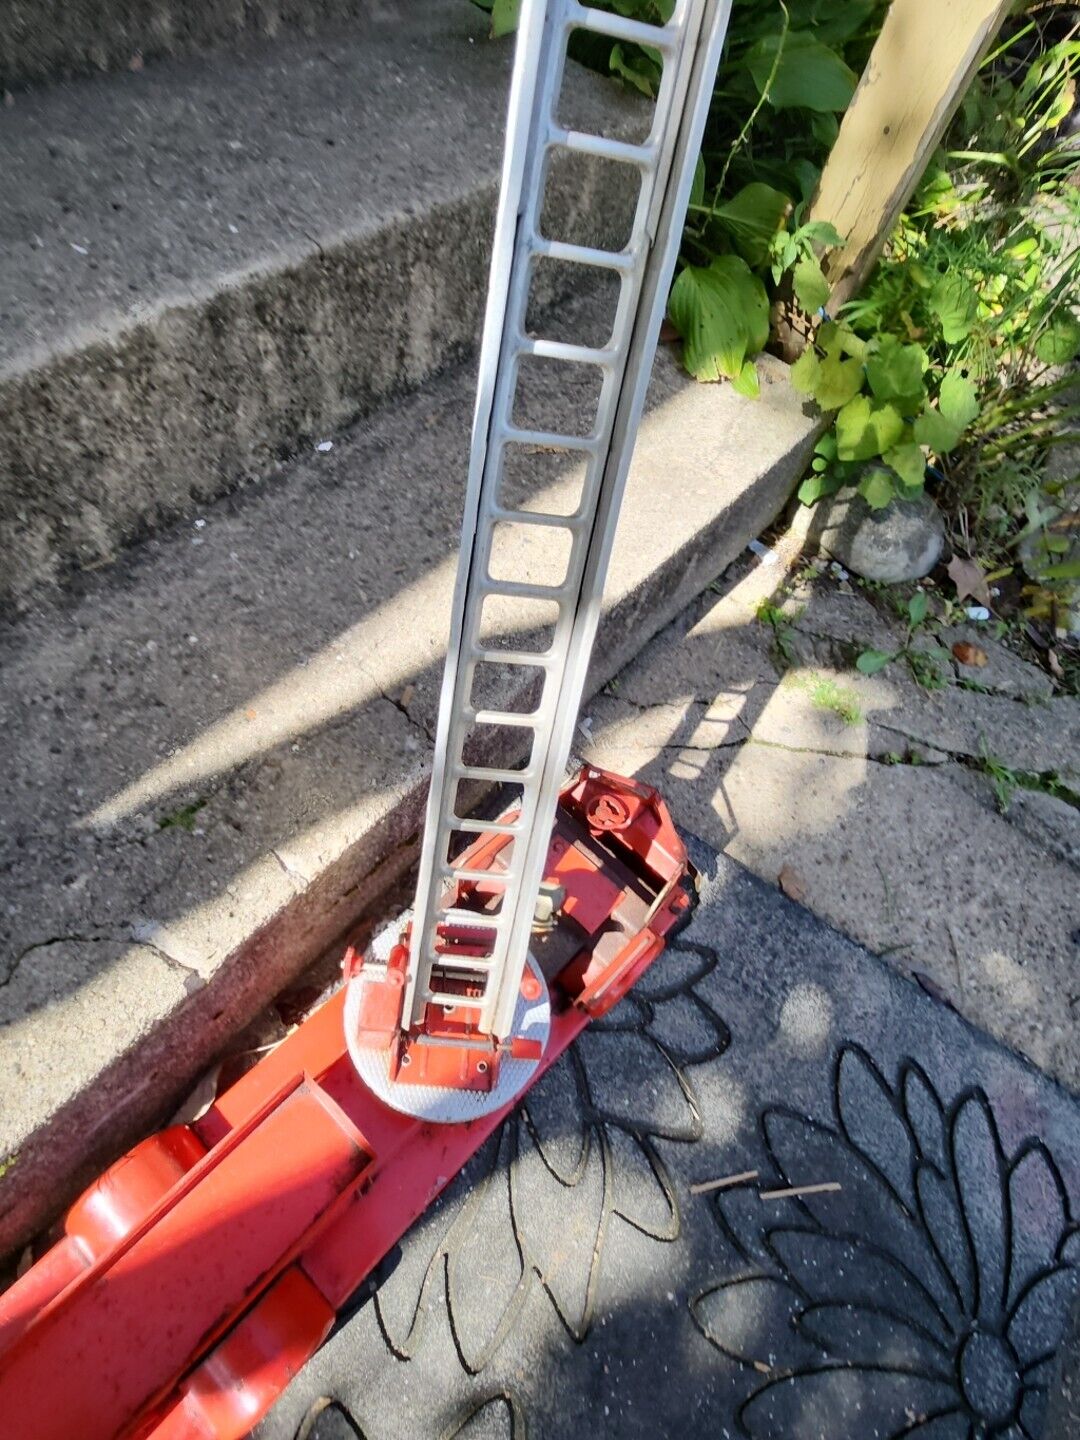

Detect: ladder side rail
[489, 0, 736, 1038]
[403, 0, 557, 1027]
[417, 0, 688, 1032]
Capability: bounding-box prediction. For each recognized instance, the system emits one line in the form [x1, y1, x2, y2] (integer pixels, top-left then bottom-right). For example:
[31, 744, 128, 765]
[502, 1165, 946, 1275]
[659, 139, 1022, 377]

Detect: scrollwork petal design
[695, 1043, 1078, 1440]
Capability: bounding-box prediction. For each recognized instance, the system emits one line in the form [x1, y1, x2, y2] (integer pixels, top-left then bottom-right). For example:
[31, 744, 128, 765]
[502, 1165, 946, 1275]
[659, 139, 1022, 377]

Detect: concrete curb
[0, 341, 818, 1259]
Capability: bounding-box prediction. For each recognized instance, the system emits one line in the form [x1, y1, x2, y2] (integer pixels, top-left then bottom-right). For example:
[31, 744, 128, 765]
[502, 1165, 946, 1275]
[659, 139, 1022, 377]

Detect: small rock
[811, 488, 945, 584]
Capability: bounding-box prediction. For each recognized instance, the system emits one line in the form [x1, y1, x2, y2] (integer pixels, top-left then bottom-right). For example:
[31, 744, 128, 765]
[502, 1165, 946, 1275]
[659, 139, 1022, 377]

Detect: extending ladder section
[405, 0, 734, 1040]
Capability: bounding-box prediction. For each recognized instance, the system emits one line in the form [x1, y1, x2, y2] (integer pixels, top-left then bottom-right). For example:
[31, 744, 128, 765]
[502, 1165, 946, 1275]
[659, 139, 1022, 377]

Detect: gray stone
[0, 3, 647, 602]
[0, 305, 817, 1258]
[257, 843, 1080, 1440]
[811, 488, 945, 582]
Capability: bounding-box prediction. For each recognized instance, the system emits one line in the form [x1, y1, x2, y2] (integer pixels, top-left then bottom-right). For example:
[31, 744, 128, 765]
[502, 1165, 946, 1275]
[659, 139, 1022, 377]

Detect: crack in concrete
[270, 847, 311, 886]
[1, 932, 121, 989]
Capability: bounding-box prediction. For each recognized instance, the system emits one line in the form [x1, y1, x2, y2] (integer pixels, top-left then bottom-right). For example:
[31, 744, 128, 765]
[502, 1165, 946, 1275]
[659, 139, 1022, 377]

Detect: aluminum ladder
[404, 0, 734, 1041]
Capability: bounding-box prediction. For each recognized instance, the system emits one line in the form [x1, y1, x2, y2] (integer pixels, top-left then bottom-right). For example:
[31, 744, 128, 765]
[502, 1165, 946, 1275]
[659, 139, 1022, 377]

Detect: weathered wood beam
[811, 0, 1013, 311]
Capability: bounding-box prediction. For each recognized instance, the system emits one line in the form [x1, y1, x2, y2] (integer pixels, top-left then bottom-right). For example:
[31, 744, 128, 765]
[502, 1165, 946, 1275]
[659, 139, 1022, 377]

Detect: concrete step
[3, 0, 389, 94]
[0, 0, 645, 604]
[0, 288, 818, 1257]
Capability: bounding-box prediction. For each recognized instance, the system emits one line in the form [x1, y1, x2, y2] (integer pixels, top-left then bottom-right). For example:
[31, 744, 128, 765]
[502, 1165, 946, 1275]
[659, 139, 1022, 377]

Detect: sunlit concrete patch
[256, 841, 1080, 1440]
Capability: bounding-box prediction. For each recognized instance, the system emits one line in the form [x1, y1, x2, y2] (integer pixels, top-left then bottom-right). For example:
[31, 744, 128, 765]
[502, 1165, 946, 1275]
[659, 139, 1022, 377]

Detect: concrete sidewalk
[581, 543, 1080, 1094]
[259, 837, 1080, 1440]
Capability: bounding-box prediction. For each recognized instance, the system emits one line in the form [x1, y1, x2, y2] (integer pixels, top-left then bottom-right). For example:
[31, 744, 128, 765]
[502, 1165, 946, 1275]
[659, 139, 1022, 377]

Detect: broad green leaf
[836, 395, 906, 461]
[884, 442, 927, 491]
[913, 405, 962, 455]
[858, 465, 896, 510]
[866, 336, 928, 403]
[929, 275, 978, 344]
[793, 255, 831, 314]
[908, 590, 928, 626]
[690, 153, 705, 209]
[490, 0, 520, 37]
[1034, 314, 1080, 366]
[814, 351, 864, 411]
[799, 219, 845, 250]
[667, 256, 769, 384]
[745, 32, 858, 113]
[857, 648, 893, 674]
[609, 41, 663, 97]
[713, 182, 791, 267]
[790, 348, 820, 395]
[732, 358, 761, 398]
[820, 322, 867, 362]
[809, 0, 879, 44]
[1043, 559, 1080, 582]
[938, 368, 979, 430]
[811, 110, 840, 147]
[798, 469, 845, 506]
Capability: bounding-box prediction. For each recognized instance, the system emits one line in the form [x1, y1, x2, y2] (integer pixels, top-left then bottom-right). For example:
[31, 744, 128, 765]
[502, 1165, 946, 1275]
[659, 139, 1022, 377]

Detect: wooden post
[810, 0, 1013, 311]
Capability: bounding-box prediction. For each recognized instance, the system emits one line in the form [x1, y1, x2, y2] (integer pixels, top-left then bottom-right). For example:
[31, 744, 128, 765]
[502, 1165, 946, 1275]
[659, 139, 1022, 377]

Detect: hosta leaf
[836, 395, 906, 461]
[745, 32, 858, 113]
[866, 336, 928, 403]
[609, 41, 663, 97]
[793, 254, 831, 314]
[938, 368, 979, 430]
[490, 0, 520, 38]
[667, 257, 769, 384]
[690, 153, 705, 209]
[732, 357, 761, 398]
[858, 465, 896, 510]
[713, 182, 791, 267]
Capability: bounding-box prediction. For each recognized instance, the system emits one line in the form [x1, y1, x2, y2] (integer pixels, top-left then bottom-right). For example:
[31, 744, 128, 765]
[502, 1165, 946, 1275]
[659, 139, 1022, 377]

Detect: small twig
[689, 1169, 759, 1195]
[716, 0, 790, 197]
[759, 1181, 841, 1201]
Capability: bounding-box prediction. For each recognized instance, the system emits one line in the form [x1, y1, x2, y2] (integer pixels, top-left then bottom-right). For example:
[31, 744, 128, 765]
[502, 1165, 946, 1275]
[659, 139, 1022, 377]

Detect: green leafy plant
[158, 799, 207, 833]
[469, 0, 885, 390]
[856, 589, 953, 690]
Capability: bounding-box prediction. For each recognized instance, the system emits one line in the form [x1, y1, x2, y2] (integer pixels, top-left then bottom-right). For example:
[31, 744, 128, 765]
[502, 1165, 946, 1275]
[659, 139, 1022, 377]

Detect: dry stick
[758, 1181, 842, 1201]
[689, 1169, 759, 1196]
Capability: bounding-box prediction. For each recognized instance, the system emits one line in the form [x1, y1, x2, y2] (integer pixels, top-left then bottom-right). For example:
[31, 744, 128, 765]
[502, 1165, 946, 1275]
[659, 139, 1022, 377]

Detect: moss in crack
[975, 744, 1080, 815]
[803, 673, 862, 726]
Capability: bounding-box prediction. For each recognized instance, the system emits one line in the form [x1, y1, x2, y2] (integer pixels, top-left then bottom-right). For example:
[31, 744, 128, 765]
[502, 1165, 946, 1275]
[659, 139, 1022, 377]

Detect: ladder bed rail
[405, 0, 735, 1038]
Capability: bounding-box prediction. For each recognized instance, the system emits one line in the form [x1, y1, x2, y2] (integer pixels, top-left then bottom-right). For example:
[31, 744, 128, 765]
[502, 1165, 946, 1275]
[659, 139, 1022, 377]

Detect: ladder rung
[550, 128, 658, 171]
[488, 504, 583, 531]
[454, 764, 535, 785]
[517, 336, 615, 369]
[469, 709, 540, 728]
[469, 640, 556, 665]
[451, 817, 523, 836]
[437, 908, 504, 931]
[471, 647, 555, 668]
[565, 3, 679, 53]
[502, 427, 599, 454]
[530, 237, 637, 275]
[426, 992, 488, 1010]
[477, 582, 572, 604]
[440, 864, 518, 884]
